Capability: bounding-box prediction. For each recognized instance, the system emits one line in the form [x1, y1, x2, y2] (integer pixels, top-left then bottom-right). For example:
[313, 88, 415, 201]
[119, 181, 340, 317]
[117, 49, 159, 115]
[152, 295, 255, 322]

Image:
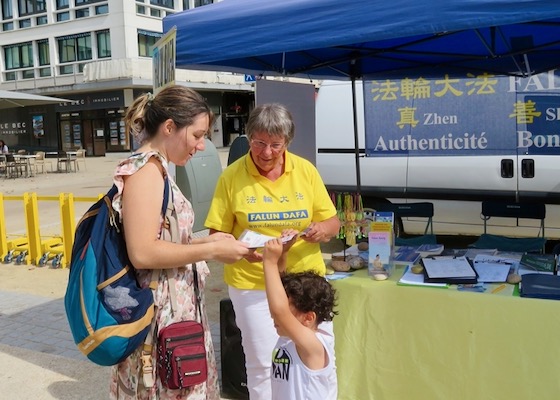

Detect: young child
[263, 231, 338, 400]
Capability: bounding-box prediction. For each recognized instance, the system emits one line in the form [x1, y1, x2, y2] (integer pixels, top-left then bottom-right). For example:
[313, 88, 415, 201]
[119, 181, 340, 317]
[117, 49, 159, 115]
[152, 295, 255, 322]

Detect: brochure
[238, 229, 299, 248]
[519, 253, 556, 274]
[393, 246, 421, 266]
[368, 211, 394, 277]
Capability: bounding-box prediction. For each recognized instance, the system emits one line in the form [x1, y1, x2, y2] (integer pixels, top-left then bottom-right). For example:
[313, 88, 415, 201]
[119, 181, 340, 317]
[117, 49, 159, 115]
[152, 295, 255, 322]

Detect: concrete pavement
[0, 288, 225, 399]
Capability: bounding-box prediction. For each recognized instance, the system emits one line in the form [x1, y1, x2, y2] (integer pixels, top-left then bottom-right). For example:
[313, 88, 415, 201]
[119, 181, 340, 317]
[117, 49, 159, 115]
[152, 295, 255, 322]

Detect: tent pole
[350, 72, 361, 194]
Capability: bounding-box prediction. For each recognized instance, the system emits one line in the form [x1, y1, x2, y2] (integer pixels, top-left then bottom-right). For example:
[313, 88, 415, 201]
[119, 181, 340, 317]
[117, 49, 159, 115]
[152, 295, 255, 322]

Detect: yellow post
[60, 193, 76, 269]
[24, 193, 42, 265]
[0, 193, 6, 259]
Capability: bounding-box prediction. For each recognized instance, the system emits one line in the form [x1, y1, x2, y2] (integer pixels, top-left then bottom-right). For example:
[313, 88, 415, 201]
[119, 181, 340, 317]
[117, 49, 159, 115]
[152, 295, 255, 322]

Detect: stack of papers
[398, 266, 448, 288]
[421, 256, 478, 284]
[464, 248, 497, 260]
[472, 254, 514, 283]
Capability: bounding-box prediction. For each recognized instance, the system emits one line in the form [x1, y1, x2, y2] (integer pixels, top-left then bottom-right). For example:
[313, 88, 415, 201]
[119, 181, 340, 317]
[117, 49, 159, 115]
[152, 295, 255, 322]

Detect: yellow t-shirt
[205, 151, 336, 290]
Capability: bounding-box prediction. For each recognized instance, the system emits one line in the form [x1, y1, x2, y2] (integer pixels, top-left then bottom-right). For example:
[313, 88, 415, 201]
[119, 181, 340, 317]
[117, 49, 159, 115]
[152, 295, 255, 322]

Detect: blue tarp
[163, 0, 560, 79]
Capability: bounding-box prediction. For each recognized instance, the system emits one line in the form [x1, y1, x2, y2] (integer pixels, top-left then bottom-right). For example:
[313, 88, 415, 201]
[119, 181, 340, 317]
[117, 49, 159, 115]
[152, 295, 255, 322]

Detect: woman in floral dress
[109, 86, 250, 399]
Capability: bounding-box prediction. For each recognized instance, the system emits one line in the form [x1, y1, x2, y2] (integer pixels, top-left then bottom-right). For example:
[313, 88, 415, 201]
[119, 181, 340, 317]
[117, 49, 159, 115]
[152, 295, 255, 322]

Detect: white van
[315, 73, 560, 240]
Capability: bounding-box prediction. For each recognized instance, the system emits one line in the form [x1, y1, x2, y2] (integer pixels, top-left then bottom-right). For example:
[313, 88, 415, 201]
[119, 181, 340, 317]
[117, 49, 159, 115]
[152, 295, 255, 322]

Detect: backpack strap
[192, 265, 202, 322]
[142, 176, 177, 390]
[159, 177, 181, 314]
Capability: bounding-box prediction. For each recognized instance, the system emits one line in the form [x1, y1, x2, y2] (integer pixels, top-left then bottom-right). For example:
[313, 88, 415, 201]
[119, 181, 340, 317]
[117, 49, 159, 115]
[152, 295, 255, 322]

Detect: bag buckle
[141, 352, 153, 373]
[141, 351, 155, 388]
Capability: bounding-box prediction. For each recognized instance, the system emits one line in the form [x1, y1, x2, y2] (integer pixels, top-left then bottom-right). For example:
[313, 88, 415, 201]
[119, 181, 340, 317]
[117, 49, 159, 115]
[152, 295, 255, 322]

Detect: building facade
[0, 0, 254, 154]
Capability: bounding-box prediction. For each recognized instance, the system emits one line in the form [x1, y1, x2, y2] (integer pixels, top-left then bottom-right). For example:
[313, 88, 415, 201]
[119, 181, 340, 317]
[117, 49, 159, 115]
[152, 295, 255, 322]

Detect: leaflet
[472, 254, 516, 283]
[238, 228, 308, 248]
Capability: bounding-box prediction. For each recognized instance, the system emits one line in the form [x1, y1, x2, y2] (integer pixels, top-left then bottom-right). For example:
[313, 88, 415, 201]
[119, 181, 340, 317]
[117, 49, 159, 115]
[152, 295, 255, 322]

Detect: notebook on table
[421, 256, 478, 284]
[520, 273, 560, 300]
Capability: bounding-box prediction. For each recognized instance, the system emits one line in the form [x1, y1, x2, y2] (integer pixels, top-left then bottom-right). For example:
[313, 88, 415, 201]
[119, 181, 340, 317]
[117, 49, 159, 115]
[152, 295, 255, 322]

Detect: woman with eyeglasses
[205, 103, 340, 400]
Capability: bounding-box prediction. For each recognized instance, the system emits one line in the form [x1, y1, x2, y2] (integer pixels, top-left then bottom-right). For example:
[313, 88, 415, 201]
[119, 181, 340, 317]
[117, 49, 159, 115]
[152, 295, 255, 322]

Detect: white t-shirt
[271, 330, 337, 400]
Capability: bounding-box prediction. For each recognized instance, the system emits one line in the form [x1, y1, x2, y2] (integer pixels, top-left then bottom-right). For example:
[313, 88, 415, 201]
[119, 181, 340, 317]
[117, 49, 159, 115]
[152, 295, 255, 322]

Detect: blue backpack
[64, 179, 170, 366]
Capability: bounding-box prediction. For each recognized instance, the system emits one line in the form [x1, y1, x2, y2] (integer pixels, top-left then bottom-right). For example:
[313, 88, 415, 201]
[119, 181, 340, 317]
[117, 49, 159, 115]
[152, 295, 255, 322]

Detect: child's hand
[280, 228, 299, 251]
[263, 238, 284, 265]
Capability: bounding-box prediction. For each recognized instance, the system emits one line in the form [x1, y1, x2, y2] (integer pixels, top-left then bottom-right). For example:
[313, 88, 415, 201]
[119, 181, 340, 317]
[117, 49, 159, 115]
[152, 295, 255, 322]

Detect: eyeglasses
[250, 139, 285, 152]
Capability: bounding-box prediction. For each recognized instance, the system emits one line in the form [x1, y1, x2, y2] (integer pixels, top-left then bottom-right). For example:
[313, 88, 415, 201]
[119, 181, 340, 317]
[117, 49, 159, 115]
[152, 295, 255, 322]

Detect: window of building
[150, 8, 161, 17]
[18, 0, 46, 16]
[58, 33, 92, 63]
[95, 4, 108, 14]
[194, 0, 214, 7]
[56, 11, 70, 21]
[56, 0, 69, 9]
[75, 8, 89, 18]
[150, 0, 173, 9]
[38, 39, 49, 65]
[3, 21, 14, 30]
[182, 0, 215, 10]
[39, 67, 51, 77]
[59, 65, 73, 74]
[4, 42, 33, 69]
[59, 38, 75, 63]
[5, 71, 16, 80]
[22, 69, 34, 79]
[75, 0, 104, 4]
[138, 29, 162, 57]
[2, 0, 13, 19]
[36, 15, 48, 25]
[136, 4, 146, 14]
[96, 30, 111, 58]
[77, 35, 92, 60]
[19, 18, 31, 28]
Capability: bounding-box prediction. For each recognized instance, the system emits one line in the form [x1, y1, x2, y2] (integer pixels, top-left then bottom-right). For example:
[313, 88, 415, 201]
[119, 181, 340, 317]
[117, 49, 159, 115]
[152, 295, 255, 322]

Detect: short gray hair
[245, 103, 295, 145]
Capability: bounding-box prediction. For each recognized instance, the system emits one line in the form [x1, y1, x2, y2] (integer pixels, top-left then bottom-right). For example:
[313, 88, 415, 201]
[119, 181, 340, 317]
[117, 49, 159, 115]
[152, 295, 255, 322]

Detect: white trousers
[228, 287, 276, 400]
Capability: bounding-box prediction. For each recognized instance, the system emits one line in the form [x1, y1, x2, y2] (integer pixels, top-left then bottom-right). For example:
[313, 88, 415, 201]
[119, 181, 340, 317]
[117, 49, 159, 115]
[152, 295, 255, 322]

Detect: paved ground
[0, 147, 281, 399]
[0, 287, 227, 399]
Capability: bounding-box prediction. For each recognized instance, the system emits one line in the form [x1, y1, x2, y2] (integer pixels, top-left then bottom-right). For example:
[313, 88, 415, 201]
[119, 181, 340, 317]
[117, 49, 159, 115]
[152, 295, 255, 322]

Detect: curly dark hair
[281, 271, 338, 324]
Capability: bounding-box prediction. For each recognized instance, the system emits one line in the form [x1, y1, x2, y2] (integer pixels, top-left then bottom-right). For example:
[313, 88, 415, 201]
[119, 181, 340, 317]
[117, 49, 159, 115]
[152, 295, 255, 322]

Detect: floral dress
[109, 152, 220, 400]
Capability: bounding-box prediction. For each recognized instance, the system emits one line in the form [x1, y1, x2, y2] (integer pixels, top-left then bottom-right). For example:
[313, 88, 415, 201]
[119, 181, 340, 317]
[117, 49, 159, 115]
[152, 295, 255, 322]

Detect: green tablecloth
[331, 267, 559, 400]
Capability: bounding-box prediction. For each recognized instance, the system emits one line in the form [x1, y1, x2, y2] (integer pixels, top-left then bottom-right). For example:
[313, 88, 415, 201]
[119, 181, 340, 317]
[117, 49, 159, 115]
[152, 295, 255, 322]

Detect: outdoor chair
[75, 149, 87, 170]
[56, 151, 76, 173]
[227, 135, 249, 165]
[5, 153, 27, 178]
[0, 154, 6, 177]
[470, 201, 546, 253]
[374, 202, 437, 246]
[34, 151, 53, 174]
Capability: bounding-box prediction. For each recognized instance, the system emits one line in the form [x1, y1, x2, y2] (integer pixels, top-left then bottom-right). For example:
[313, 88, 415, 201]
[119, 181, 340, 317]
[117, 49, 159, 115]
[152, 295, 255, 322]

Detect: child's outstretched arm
[263, 237, 327, 370]
[263, 238, 292, 326]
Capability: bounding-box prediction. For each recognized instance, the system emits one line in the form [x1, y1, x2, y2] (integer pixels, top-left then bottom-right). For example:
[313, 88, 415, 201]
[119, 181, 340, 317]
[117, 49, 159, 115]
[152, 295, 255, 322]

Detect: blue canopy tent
[163, 0, 560, 189]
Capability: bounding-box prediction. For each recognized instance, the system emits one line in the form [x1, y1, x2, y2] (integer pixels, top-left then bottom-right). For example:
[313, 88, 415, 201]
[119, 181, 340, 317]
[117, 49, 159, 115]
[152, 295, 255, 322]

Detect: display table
[331, 267, 560, 400]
